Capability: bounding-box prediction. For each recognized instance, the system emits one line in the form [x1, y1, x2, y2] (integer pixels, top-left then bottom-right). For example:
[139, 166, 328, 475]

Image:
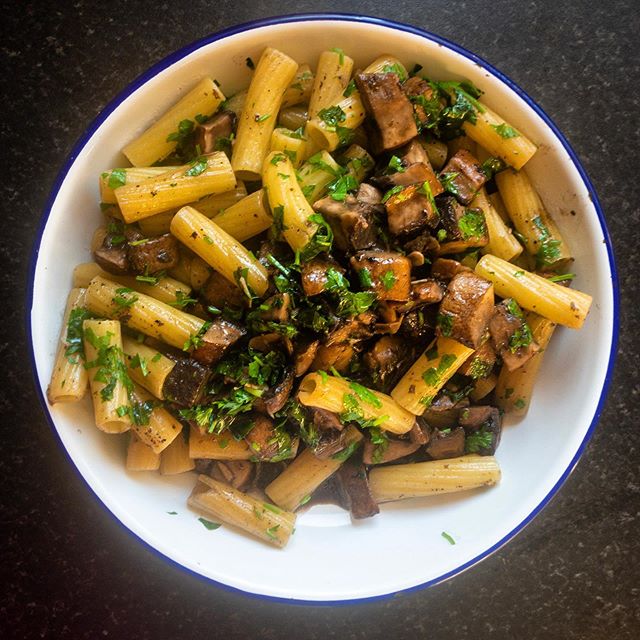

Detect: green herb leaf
[380, 270, 397, 291]
[491, 123, 520, 139]
[441, 531, 456, 545]
[198, 517, 221, 530]
[107, 168, 127, 189]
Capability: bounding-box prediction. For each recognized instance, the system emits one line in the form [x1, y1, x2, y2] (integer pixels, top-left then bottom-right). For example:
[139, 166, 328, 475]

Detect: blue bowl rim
[26, 12, 620, 606]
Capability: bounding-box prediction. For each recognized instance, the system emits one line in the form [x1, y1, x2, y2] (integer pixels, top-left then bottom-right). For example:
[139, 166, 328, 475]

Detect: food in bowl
[47, 45, 593, 548]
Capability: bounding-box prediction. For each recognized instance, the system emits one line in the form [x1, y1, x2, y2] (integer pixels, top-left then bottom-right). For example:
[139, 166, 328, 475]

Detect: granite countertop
[2, 1, 638, 638]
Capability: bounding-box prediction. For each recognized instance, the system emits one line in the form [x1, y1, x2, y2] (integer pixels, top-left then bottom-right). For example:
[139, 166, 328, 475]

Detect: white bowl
[28, 14, 618, 603]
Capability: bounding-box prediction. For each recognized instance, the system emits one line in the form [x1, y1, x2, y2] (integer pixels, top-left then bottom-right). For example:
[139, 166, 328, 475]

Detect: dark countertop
[2, 1, 638, 638]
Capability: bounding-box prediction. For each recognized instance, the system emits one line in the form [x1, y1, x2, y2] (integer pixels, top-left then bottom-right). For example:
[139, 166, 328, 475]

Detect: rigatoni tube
[369, 456, 501, 503]
[472, 188, 523, 262]
[231, 47, 299, 181]
[265, 425, 363, 511]
[298, 373, 415, 435]
[123, 77, 225, 166]
[189, 426, 253, 460]
[495, 168, 571, 269]
[475, 255, 592, 328]
[170, 206, 269, 296]
[115, 152, 236, 223]
[82, 319, 131, 434]
[126, 433, 161, 471]
[47, 288, 89, 404]
[99, 167, 181, 204]
[129, 384, 182, 453]
[307, 50, 354, 119]
[210, 189, 272, 242]
[189, 475, 296, 548]
[160, 432, 195, 475]
[296, 150, 342, 203]
[84, 276, 207, 350]
[391, 337, 474, 415]
[495, 313, 557, 415]
[121, 337, 176, 400]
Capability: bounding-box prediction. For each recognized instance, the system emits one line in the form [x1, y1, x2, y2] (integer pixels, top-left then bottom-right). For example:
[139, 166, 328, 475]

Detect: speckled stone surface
[2, 1, 639, 638]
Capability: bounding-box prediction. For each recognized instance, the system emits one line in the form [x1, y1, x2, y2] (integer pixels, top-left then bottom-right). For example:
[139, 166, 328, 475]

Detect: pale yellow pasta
[47, 288, 89, 404]
[281, 63, 314, 108]
[263, 151, 319, 253]
[296, 150, 341, 203]
[188, 256, 211, 290]
[495, 313, 557, 415]
[305, 55, 406, 151]
[298, 373, 415, 435]
[307, 50, 354, 119]
[369, 456, 501, 503]
[137, 184, 248, 235]
[85, 276, 206, 350]
[488, 190, 510, 223]
[115, 153, 236, 223]
[99, 167, 181, 204]
[129, 384, 182, 453]
[231, 47, 299, 181]
[496, 168, 571, 268]
[222, 89, 247, 118]
[160, 432, 195, 475]
[342, 144, 375, 182]
[462, 102, 537, 170]
[170, 206, 269, 296]
[475, 255, 592, 328]
[121, 336, 176, 400]
[189, 475, 296, 548]
[126, 433, 160, 471]
[269, 127, 308, 167]
[123, 78, 225, 166]
[470, 372, 498, 402]
[72, 262, 192, 306]
[391, 337, 474, 415]
[209, 189, 272, 242]
[265, 426, 363, 511]
[189, 426, 252, 460]
[82, 319, 131, 434]
[472, 188, 523, 262]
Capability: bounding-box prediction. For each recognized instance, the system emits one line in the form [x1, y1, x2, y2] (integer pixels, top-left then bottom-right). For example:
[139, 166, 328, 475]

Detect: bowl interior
[30, 17, 615, 602]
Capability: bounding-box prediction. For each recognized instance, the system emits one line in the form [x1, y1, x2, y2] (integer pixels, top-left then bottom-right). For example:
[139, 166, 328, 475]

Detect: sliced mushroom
[488, 300, 540, 371]
[195, 110, 236, 155]
[436, 196, 489, 254]
[209, 460, 253, 490]
[363, 335, 409, 387]
[253, 368, 294, 417]
[431, 257, 472, 281]
[244, 415, 281, 461]
[293, 338, 320, 377]
[439, 149, 488, 205]
[201, 271, 246, 308]
[192, 318, 246, 365]
[310, 407, 344, 431]
[162, 358, 211, 407]
[336, 458, 379, 519]
[350, 250, 412, 302]
[459, 406, 502, 455]
[363, 435, 420, 465]
[403, 76, 444, 130]
[425, 426, 466, 459]
[127, 233, 180, 275]
[385, 183, 439, 236]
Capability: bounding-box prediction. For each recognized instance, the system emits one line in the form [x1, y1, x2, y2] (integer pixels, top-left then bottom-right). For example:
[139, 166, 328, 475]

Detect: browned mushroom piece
[431, 257, 472, 281]
[374, 162, 444, 195]
[201, 271, 246, 309]
[312, 195, 380, 252]
[244, 415, 281, 461]
[312, 428, 350, 459]
[425, 426, 466, 459]
[336, 458, 379, 519]
[458, 340, 496, 379]
[252, 461, 289, 491]
[350, 250, 411, 302]
[209, 460, 254, 490]
[293, 338, 320, 377]
[374, 301, 405, 335]
[436, 196, 489, 254]
[191, 318, 246, 365]
[403, 76, 444, 130]
[94, 243, 130, 275]
[363, 435, 421, 465]
[398, 279, 445, 314]
[384, 183, 439, 236]
[459, 406, 502, 455]
[194, 110, 236, 154]
[437, 271, 494, 349]
[488, 299, 540, 371]
[400, 308, 436, 342]
[355, 72, 418, 151]
[356, 182, 383, 204]
[248, 333, 293, 355]
[363, 335, 409, 386]
[301, 259, 343, 297]
[310, 407, 344, 432]
[127, 233, 180, 274]
[259, 292, 292, 324]
[423, 394, 470, 429]
[311, 343, 355, 373]
[253, 368, 295, 417]
[439, 149, 488, 205]
[162, 358, 211, 407]
[410, 419, 431, 446]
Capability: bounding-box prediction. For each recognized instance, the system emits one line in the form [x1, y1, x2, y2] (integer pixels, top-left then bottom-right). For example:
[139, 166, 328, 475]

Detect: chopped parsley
[107, 168, 127, 189]
[420, 353, 457, 405]
[439, 171, 460, 197]
[343, 79, 357, 97]
[265, 524, 281, 540]
[358, 267, 373, 288]
[380, 270, 397, 291]
[64, 307, 93, 363]
[441, 531, 456, 545]
[465, 426, 494, 453]
[532, 216, 562, 267]
[300, 213, 334, 261]
[436, 312, 454, 336]
[381, 62, 408, 81]
[437, 228, 448, 242]
[128, 353, 149, 377]
[318, 105, 347, 129]
[479, 157, 506, 180]
[331, 439, 360, 462]
[491, 123, 520, 139]
[348, 381, 382, 409]
[198, 517, 221, 530]
[547, 273, 575, 283]
[381, 185, 405, 203]
[330, 47, 345, 65]
[255, 113, 271, 123]
[387, 155, 405, 173]
[113, 287, 138, 308]
[327, 173, 358, 202]
[458, 209, 486, 240]
[168, 290, 198, 309]
[514, 398, 527, 409]
[184, 156, 208, 177]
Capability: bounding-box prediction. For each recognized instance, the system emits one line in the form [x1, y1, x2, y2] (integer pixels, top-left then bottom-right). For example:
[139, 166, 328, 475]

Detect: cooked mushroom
[437, 271, 494, 349]
[311, 343, 355, 372]
[431, 257, 472, 281]
[93, 228, 130, 275]
[209, 460, 253, 490]
[436, 196, 489, 254]
[162, 358, 211, 407]
[127, 233, 180, 274]
[459, 406, 502, 455]
[350, 250, 411, 302]
[458, 340, 496, 379]
[312, 428, 350, 459]
[195, 110, 236, 155]
[336, 458, 379, 519]
[423, 394, 470, 429]
[259, 293, 292, 324]
[400, 307, 437, 341]
[201, 271, 246, 308]
[254, 368, 294, 417]
[363, 335, 409, 387]
[489, 299, 540, 371]
[363, 436, 421, 465]
[312, 194, 381, 252]
[410, 419, 431, 445]
[439, 149, 488, 205]
[374, 162, 443, 195]
[192, 318, 246, 365]
[244, 415, 282, 461]
[384, 183, 439, 236]
[425, 426, 466, 459]
[398, 279, 445, 313]
[293, 338, 320, 377]
[310, 407, 344, 431]
[403, 76, 444, 130]
[301, 259, 342, 297]
[355, 72, 418, 151]
[356, 182, 383, 204]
